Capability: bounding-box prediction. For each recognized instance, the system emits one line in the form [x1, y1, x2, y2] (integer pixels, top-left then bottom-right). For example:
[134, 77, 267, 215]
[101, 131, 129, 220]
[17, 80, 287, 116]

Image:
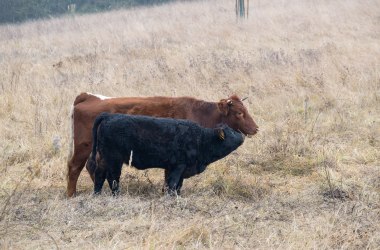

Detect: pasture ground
[0, 0, 379, 248]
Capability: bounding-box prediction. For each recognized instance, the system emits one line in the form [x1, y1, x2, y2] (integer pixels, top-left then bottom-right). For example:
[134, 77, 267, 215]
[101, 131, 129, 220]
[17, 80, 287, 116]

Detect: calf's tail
[91, 113, 109, 163]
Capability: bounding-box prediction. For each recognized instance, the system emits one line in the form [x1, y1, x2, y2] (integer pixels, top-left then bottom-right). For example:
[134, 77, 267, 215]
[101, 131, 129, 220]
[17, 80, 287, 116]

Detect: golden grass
[0, 0, 379, 248]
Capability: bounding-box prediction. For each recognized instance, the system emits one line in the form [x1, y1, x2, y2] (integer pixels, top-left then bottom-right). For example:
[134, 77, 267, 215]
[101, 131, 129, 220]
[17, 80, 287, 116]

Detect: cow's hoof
[112, 191, 120, 197]
[167, 189, 179, 197]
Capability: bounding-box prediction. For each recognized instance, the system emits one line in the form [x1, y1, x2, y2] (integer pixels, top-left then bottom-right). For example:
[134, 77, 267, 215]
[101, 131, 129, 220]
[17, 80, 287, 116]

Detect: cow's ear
[217, 99, 232, 116]
[215, 128, 225, 140]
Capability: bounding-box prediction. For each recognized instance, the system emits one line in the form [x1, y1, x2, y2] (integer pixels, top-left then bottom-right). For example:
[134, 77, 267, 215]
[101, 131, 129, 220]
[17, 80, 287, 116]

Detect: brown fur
[67, 93, 258, 197]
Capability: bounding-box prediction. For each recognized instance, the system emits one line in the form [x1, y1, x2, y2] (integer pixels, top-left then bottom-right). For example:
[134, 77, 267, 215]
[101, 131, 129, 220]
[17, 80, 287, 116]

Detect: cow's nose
[253, 127, 259, 134]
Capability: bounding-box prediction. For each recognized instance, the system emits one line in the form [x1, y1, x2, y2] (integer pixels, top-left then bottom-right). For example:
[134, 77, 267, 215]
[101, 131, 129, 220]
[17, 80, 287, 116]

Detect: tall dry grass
[0, 0, 379, 248]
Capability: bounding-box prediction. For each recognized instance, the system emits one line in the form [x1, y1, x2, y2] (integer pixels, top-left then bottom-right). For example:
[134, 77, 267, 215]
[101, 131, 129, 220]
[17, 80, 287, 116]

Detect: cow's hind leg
[166, 165, 186, 196]
[67, 143, 91, 197]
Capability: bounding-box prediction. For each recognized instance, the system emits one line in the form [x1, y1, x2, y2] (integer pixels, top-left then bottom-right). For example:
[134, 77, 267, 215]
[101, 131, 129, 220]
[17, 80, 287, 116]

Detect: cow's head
[217, 95, 259, 136]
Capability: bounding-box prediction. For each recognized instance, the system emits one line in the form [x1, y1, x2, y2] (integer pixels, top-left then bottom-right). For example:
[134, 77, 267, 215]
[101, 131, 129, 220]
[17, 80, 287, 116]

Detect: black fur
[91, 113, 244, 195]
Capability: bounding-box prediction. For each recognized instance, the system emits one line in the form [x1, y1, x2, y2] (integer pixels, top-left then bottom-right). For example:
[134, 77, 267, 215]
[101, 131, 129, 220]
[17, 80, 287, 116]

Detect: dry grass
[0, 0, 379, 248]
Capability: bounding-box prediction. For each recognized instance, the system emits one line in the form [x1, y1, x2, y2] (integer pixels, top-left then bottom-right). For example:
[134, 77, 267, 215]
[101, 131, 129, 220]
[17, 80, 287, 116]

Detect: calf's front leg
[176, 177, 184, 195]
[166, 164, 186, 196]
[162, 169, 169, 193]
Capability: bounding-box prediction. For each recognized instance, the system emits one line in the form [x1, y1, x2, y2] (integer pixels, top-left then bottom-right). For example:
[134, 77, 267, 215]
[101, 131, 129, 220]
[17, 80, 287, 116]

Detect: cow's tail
[67, 92, 93, 163]
[91, 113, 109, 163]
[67, 104, 75, 161]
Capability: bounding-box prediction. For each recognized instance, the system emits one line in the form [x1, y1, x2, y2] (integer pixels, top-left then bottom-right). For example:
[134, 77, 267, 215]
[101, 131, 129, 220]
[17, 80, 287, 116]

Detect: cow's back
[74, 94, 192, 132]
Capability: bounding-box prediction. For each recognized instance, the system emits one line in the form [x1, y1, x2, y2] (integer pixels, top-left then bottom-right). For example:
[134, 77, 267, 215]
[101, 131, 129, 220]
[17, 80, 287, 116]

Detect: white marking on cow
[86, 92, 113, 100]
[112, 180, 117, 190]
[128, 150, 133, 167]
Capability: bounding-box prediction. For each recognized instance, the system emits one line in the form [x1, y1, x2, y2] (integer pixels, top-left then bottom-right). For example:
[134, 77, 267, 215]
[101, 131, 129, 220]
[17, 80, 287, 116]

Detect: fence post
[68, 4, 76, 14]
[236, 0, 249, 19]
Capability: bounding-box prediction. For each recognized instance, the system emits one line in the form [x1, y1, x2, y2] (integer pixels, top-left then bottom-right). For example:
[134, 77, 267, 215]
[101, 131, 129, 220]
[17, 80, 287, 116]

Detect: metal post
[236, 0, 249, 19]
[247, 0, 249, 18]
[240, 0, 245, 18]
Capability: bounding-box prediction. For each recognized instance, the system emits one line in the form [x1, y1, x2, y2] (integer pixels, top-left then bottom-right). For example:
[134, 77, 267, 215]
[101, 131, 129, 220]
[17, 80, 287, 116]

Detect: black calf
[91, 113, 245, 195]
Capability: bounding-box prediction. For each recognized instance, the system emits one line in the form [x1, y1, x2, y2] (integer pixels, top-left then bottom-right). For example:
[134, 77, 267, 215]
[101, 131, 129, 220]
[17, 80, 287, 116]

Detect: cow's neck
[191, 100, 224, 128]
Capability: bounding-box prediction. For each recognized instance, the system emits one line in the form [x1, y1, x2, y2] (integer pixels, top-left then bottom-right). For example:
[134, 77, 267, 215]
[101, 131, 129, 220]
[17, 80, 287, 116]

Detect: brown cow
[67, 92, 258, 197]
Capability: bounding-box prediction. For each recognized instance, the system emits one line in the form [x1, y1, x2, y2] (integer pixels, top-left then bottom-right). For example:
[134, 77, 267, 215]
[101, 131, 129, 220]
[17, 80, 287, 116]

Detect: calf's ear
[214, 128, 225, 140]
[217, 99, 232, 116]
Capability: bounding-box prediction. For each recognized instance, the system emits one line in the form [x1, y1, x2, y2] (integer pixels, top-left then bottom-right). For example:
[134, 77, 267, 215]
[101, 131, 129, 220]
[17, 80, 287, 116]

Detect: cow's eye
[237, 112, 243, 116]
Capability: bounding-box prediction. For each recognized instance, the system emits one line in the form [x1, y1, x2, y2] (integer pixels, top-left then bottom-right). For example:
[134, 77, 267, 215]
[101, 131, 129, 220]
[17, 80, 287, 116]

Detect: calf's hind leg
[106, 159, 123, 196]
[94, 157, 108, 195]
[94, 168, 107, 195]
[85, 152, 96, 182]
[162, 169, 169, 193]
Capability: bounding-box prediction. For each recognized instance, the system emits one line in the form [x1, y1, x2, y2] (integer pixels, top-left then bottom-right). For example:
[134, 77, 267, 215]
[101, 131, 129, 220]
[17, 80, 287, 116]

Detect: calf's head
[204, 125, 245, 164]
[217, 95, 259, 136]
[215, 125, 245, 148]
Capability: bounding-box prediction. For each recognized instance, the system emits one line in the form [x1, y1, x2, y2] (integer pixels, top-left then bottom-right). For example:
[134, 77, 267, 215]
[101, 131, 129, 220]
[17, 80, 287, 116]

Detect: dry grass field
[0, 0, 379, 248]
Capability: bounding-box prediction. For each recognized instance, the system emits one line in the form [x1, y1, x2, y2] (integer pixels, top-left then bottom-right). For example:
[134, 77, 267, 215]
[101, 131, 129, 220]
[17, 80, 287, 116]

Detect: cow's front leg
[167, 164, 186, 196]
